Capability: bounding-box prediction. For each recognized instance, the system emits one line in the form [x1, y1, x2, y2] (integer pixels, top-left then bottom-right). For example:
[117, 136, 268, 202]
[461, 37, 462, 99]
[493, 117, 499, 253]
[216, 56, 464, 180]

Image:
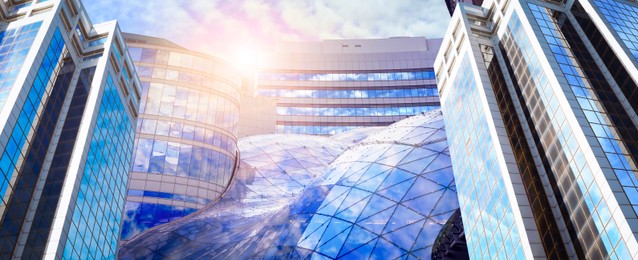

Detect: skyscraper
[0, 0, 140, 258]
[436, 0, 638, 258]
[257, 37, 441, 135]
[121, 33, 242, 240]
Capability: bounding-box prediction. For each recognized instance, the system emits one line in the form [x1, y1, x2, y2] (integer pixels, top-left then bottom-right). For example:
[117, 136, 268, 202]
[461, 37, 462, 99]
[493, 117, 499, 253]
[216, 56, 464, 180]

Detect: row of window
[136, 65, 240, 100]
[128, 47, 241, 85]
[277, 125, 364, 135]
[0, 21, 41, 110]
[277, 105, 439, 117]
[138, 118, 237, 155]
[505, 10, 630, 258]
[64, 75, 135, 259]
[131, 138, 235, 185]
[443, 53, 525, 259]
[595, 0, 638, 60]
[127, 190, 211, 205]
[256, 87, 439, 99]
[121, 202, 197, 240]
[259, 69, 435, 82]
[140, 82, 240, 132]
[0, 23, 55, 200]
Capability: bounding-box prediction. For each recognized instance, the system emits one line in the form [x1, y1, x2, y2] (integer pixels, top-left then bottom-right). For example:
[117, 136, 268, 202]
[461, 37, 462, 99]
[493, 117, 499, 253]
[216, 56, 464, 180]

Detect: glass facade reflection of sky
[122, 36, 242, 240]
[442, 54, 524, 259]
[259, 70, 435, 81]
[594, 0, 638, 60]
[256, 87, 439, 99]
[530, 3, 638, 217]
[0, 1, 140, 259]
[63, 75, 135, 259]
[277, 105, 438, 117]
[258, 39, 441, 136]
[119, 110, 463, 259]
[0, 22, 41, 110]
[502, 12, 631, 258]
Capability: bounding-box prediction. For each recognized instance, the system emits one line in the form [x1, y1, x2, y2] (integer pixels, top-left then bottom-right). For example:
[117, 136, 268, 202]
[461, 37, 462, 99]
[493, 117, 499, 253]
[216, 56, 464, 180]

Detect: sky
[82, 0, 451, 61]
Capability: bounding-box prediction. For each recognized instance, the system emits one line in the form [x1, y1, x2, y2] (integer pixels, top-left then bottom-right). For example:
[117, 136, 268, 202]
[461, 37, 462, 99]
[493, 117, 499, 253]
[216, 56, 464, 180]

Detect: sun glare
[231, 46, 264, 73]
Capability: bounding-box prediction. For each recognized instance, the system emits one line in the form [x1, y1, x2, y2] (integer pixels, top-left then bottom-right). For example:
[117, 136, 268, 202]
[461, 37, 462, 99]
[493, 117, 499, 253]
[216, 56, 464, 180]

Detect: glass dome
[120, 110, 463, 259]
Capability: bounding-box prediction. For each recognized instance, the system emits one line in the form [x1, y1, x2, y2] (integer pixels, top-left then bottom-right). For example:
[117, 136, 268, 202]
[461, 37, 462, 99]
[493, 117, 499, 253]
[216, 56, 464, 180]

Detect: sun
[231, 45, 264, 73]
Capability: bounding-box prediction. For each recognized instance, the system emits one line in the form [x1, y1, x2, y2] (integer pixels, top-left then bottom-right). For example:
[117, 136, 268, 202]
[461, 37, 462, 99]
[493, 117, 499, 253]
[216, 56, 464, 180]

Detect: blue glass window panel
[259, 69, 435, 82]
[63, 74, 134, 258]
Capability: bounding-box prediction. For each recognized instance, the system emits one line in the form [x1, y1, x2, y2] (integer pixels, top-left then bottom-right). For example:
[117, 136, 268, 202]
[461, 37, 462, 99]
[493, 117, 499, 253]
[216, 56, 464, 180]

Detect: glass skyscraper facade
[0, 0, 140, 258]
[257, 37, 442, 135]
[119, 110, 465, 259]
[121, 33, 242, 240]
[437, 0, 638, 258]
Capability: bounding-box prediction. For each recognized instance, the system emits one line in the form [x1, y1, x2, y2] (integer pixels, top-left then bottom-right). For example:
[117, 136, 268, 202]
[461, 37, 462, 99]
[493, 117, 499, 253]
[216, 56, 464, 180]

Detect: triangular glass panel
[298, 215, 331, 250]
[410, 246, 434, 258]
[316, 186, 349, 215]
[402, 177, 446, 201]
[422, 140, 449, 154]
[383, 205, 425, 234]
[398, 156, 437, 175]
[340, 225, 376, 250]
[356, 171, 389, 192]
[377, 169, 416, 191]
[370, 238, 406, 260]
[359, 144, 392, 163]
[376, 178, 416, 202]
[414, 220, 443, 249]
[383, 219, 424, 250]
[316, 224, 352, 258]
[336, 194, 372, 223]
[309, 252, 330, 260]
[376, 146, 413, 166]
[401, 189, 443, 216]
[358, 205, 396, 235]
[357, 194, 396, 222]
[358, 163, 392, 181]
[422, 166, 455, 186]
[398, 147, 437, 165]
[338, 238, 376, 259]
[430, 189, 459, 216]
[337, 189, 372, 213]
[318, 219, 352, 247]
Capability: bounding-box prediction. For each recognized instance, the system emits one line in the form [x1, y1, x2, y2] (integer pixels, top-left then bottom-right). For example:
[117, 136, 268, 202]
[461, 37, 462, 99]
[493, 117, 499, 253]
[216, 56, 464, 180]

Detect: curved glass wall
[121, 34, 242, 240]
[120, 110, 464, 259]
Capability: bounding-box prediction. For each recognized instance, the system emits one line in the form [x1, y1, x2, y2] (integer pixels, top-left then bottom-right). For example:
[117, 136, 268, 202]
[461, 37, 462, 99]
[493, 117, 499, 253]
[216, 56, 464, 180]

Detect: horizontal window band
[277, 102, 440, 108]
[276, 121, 402, 127]
[261, 68, 434, 74]
[256, 85, 438, 90]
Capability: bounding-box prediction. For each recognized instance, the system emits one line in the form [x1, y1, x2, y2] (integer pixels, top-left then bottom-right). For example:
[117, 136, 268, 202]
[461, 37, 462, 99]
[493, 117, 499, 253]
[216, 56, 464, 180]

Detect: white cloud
[82, 0, 451, 59]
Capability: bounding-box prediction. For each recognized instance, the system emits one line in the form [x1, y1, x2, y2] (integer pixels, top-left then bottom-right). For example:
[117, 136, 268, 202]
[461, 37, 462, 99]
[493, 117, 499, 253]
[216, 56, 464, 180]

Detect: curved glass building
[120, 110, 465, 259]
[257, 37, 442, 135]
[121, 34, 242, 240]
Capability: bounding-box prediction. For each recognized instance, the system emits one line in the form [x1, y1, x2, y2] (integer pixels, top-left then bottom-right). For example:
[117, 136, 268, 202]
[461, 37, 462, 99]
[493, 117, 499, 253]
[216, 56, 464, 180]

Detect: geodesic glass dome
[120, 110, 463, 259]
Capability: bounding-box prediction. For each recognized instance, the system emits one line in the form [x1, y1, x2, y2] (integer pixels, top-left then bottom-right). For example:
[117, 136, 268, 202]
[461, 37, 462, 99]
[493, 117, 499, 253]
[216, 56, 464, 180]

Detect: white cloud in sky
[82, 0, 450, 60]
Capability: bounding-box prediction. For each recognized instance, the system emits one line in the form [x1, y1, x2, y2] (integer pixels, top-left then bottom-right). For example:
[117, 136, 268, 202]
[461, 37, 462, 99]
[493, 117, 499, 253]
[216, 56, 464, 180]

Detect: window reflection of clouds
[260, 70, 436, 81]
[120, 111, 461, 260]
[125, 44, 242, 240]
[257, 87, 439, 99]
[276, 105, 437, 117]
